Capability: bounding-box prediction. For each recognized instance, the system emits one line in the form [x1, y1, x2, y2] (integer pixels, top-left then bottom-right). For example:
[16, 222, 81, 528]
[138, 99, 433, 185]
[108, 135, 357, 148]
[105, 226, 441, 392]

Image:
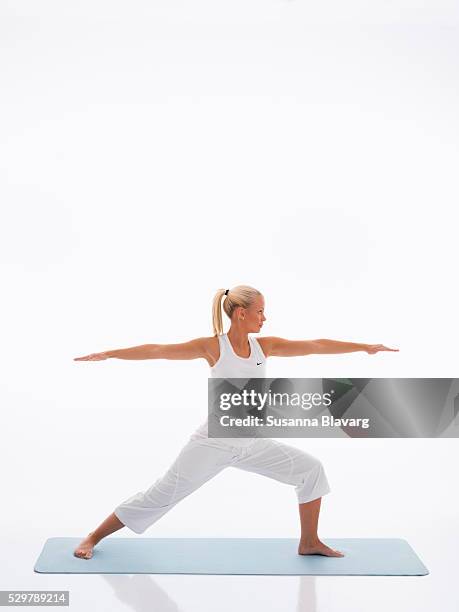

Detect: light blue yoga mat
[34, 537, 429, 576]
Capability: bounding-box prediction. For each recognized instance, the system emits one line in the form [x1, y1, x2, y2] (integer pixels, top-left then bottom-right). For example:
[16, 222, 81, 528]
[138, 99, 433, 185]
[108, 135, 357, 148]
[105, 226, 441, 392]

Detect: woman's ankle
[299, 535, 321, 546]
[87, 532, 99, 545]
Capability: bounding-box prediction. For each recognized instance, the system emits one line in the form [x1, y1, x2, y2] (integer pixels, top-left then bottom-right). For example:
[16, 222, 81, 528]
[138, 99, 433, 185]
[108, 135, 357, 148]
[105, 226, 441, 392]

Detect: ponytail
[211, 285, 262, 336]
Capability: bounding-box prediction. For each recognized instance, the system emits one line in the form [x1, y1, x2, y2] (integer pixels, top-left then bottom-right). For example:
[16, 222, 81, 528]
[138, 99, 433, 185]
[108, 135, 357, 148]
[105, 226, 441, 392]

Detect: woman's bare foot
[73, 532, 98, 560]
[298, 539, 345, 557]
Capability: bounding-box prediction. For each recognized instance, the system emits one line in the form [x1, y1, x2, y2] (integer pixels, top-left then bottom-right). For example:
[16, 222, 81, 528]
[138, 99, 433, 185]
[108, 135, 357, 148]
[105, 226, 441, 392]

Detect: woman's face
[240, 295, 266, 332]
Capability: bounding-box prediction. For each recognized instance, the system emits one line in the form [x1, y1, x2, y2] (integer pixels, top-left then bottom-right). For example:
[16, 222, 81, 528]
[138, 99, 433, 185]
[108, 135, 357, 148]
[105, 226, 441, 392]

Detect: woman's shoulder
[254, 336, 275, 358]
[200, 335, 222, 368]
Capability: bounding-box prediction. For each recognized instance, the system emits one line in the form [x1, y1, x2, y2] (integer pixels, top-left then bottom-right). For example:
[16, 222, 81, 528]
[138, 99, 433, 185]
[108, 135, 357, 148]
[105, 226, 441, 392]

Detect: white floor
[2, 523, 457, 612]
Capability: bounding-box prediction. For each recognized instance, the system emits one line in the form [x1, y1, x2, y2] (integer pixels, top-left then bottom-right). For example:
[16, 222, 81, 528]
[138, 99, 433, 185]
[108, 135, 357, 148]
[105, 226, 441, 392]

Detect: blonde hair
[212, 285, 262, 336]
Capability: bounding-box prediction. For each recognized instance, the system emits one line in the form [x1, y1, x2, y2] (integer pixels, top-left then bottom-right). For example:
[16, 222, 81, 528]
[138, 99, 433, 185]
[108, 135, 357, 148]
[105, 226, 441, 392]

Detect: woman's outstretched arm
[259, 337, 399, 358]
[73, 337, 209, 361]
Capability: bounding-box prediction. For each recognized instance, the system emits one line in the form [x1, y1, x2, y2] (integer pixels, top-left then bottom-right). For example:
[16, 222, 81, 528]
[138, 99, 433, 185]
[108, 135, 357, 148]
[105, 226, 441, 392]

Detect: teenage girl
[73, 285, 398, 560]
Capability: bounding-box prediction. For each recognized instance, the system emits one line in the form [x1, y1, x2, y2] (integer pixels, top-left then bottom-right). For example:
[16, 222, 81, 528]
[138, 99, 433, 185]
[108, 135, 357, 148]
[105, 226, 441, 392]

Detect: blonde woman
[73, 285, 398, 560]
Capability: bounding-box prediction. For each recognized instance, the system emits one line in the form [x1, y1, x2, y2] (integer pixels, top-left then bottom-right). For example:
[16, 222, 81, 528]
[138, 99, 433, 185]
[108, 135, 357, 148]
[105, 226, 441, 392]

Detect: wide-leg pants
[113, 433, 331, 535]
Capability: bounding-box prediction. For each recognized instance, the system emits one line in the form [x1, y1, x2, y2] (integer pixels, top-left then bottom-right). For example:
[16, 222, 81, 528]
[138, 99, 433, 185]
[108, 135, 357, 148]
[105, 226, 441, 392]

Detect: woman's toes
[74, 540, 94, 559]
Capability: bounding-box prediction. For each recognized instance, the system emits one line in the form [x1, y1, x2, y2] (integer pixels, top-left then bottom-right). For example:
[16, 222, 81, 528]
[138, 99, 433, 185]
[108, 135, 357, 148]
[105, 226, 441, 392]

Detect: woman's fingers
[74, 352, 108, 361]
[367, 344, 399, 354]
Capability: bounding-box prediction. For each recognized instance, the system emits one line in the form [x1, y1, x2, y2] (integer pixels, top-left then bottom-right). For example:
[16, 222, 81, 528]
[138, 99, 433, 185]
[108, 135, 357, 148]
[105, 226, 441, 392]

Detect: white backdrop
[0, 2, 458, 610]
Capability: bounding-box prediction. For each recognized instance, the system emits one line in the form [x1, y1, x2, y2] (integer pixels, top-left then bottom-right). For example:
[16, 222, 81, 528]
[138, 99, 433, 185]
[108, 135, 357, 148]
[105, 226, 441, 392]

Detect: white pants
[113, 433, 331, 535]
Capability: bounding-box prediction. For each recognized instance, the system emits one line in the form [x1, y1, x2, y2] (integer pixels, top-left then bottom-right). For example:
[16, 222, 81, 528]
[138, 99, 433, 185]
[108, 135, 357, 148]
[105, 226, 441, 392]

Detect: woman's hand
[74, 352, 110, 361]
[364, 344, 399, 354]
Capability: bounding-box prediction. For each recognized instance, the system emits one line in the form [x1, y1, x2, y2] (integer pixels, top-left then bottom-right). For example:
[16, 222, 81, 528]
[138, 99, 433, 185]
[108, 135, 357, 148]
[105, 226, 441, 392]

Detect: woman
[73, 284, 398, 560]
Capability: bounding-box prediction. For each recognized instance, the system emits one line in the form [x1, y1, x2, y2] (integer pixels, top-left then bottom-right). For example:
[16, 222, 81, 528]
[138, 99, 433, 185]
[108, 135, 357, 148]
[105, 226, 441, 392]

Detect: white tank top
[210, 332, 267, 379]
[193, 333, 267, 446]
